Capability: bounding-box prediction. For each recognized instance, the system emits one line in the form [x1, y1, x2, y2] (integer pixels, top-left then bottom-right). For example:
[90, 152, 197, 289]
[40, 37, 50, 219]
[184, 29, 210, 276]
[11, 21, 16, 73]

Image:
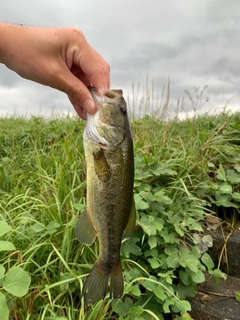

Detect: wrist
[0, 23, 24, 67]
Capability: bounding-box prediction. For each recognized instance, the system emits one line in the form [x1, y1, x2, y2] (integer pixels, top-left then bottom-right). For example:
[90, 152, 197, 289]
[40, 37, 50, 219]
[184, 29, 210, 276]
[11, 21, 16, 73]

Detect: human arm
[0, 22, 110, 119]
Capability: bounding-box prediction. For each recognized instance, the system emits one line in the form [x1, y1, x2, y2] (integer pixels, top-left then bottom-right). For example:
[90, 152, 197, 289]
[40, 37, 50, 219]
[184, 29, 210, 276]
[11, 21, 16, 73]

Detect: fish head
[84, 87, 131, 150]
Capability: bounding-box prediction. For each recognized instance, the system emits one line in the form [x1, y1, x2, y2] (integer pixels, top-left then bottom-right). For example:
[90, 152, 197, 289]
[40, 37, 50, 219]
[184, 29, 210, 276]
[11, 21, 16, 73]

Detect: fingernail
[83, 99, 95, 114]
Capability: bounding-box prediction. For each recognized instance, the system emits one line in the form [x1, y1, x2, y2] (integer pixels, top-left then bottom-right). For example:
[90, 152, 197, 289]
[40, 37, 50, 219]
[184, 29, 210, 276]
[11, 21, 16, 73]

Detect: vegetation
[0, 105, 239, 319]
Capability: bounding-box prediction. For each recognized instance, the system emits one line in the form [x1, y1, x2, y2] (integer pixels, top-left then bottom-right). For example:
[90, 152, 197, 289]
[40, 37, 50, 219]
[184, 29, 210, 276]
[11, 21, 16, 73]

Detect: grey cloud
[0, 0, 240, 117]
[205, 56, 240, 79]
[0, 65, 23, 87]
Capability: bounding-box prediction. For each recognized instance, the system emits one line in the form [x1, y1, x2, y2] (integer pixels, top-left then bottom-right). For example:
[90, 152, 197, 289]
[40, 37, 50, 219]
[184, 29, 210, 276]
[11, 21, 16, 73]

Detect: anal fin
[123, 198, 136, 238]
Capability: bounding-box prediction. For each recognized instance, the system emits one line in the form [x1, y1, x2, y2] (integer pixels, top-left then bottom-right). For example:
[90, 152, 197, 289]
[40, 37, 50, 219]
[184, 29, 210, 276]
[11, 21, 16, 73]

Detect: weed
[0, 109, 239, 319]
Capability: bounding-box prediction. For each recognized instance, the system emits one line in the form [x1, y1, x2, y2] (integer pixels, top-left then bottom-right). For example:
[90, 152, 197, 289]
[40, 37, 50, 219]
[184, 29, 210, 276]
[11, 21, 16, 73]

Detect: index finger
[75, 45, 110, 89]
[88, 64, 110, 89]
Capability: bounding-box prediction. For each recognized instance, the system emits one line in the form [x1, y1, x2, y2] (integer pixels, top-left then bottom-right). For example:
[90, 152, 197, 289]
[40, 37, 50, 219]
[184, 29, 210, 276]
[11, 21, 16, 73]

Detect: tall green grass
[0, 103, 239, 319]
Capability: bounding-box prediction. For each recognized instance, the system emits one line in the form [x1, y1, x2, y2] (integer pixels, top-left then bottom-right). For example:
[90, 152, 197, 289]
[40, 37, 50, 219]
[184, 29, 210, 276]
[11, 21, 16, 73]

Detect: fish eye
[119, 105, 126, 114]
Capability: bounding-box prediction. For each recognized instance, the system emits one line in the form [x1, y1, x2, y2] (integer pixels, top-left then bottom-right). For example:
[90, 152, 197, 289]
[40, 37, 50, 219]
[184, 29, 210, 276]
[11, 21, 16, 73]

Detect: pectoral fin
[75, 208, 96, 245]
[123, 199, 136, 238]
[93, 149, 111, 183]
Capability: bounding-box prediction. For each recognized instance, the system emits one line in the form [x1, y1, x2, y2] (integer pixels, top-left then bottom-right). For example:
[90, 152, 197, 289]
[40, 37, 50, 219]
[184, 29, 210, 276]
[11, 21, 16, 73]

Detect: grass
[0, 105, 240, 319]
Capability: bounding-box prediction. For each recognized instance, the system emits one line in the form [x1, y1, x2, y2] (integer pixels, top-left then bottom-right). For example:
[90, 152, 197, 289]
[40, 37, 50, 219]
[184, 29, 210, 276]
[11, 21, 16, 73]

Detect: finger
[89, 66, 110, 89]
[72, 46, 110, 89]
[55, 67, 97, 115]
[69, 97, 87, 120]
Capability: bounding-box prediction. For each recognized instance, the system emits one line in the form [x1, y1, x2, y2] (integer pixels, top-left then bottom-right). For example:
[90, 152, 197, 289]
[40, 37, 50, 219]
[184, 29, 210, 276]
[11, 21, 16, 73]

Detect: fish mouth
[88, 86, 123, 109]
[85, 87, 124, 148]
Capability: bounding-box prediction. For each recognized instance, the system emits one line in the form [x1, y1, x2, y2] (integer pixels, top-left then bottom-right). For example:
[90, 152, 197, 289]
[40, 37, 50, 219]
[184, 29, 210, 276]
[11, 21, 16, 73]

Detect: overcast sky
[0, 0, 239, 118]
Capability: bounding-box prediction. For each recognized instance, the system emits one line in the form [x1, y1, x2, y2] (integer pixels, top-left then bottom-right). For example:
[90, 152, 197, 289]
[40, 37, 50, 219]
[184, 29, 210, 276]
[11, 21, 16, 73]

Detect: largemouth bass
[75, 87, 136, 304]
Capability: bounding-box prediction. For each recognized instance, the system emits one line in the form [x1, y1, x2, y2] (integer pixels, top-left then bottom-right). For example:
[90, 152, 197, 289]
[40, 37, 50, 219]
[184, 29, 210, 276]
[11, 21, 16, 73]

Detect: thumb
[55, 68, 96, 115]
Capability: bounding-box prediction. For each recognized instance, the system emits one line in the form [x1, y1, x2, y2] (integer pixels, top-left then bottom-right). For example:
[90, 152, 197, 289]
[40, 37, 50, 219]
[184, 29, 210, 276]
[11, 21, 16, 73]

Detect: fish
[75, 87, 136, 304]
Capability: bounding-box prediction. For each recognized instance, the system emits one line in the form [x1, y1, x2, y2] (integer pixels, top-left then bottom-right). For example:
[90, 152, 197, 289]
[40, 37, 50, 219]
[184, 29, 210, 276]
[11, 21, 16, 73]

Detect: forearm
[0, 22, 61, 82]
[0, 22, 13, 65]
[0, 23, 24, 69]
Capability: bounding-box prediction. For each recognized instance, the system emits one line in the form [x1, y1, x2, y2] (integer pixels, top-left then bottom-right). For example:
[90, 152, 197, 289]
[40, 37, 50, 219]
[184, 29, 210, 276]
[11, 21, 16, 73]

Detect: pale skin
[0, 22, 110, 120]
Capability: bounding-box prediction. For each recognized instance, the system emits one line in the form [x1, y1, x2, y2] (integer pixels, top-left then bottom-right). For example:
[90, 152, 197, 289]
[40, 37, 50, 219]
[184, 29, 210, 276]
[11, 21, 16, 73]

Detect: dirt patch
[190, 274, 240, 320]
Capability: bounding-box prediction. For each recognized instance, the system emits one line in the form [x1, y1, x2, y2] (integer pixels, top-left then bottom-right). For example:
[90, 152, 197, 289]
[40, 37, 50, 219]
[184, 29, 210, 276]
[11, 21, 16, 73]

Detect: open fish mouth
[89, 86, 123, 108]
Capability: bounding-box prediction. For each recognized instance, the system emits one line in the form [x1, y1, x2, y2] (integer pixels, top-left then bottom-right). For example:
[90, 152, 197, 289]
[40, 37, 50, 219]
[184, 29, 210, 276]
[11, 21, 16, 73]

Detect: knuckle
[69, 86, 84, 103]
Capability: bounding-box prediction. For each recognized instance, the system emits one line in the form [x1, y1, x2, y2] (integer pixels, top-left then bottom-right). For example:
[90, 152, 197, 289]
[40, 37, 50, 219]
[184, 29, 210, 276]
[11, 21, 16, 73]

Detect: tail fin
[109, 263, 124, 300]
[82, 259, 123, 304]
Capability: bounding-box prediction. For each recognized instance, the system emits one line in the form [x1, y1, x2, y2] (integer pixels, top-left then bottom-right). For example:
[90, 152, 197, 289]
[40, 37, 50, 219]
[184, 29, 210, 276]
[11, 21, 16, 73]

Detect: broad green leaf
[47, 221, 61, 231]
[179, 247, 199, 273]
[122, 237, 141, 258]
[148, 257, 161, 269]
[174, 225, 185, 236]
[209, 268, 227, 285]
[227, 169, 240, 184]
[173, 300, 191, 314]
[138, 215, 156, 236]
[232, 192, 240, 202]
[73, 203, 85, 211]
[0, 292, 9, 320]
[112, 297, 133, 317]
[0, 221, 11, 237]
[215, 192, 228, 202]
[125, 284, 141, 297]
[31, 222, 45, 233]
[134, 193, 149, 211]
[134, 170, 153, 181]
[165, 250, 179, 269]
[235, 291, 240, 303]
[47, 221, 61, 235]
[0, 264, 5, 281]
[0, 240, 16, 251]
[179, 217, 202, 232]
[150, 164, 177, 177]
[128, 306, 145, 317]
[154, 190, 173, 205]
[179, 269, 191, 286]
[153, 217, 164, 232]
[216, 164, 226, 181]
[207, 162, 215, 168]
[234, 165, 240, 173]
[148, 235, 157, 249]
[161, 230, 179, 244]
[139, 190, 154, 203]
[214, 192, 239, 207]
[179, 312, 194, 320]
[191, 245, 201, 259]
[201, 252, 215, 270]
[218, 182, 232, 194]
[191, 271, 205, 283]
[163, 298, 174, 313]
[176, 283, 197, 300]
[3, 266, 31, 297]
[153, 287, 167, 301]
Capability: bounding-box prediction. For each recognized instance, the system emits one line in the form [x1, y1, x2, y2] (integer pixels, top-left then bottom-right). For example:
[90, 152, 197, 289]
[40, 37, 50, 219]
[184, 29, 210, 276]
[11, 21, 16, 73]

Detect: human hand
[0, 23, 110, 119]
